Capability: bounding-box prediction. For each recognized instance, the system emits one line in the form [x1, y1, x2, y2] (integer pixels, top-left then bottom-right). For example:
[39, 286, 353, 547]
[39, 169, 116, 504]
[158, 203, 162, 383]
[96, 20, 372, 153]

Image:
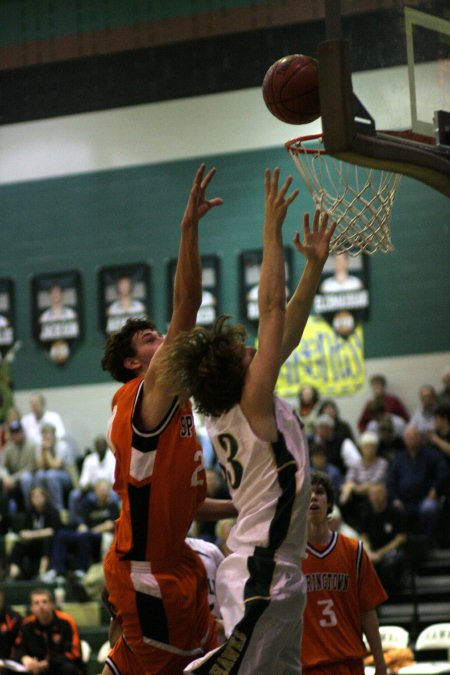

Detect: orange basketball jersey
[301, 532, 387, 669]
[108, 377, 206, 561]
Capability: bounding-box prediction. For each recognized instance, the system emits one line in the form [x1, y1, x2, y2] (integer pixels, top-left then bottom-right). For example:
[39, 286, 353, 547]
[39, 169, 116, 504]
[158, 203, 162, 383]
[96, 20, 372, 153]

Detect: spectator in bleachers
[360, 482, 407, 596]
[0, 588, 23, 660]
[68, 434, 116, 523]
[0, 405, 22, 450]
[317, 398, 355, 447]
[34, 424, 73, 510]
[340, 431, 389, 531]
[427, 403, 450, 460]
[7, 486, 61, 581]
[437, 365, 450, 406]
[309, 441, 344, 502]
[358, 374, 409, 432]
[298, 384, 321, 438]
[327, 504, 359, 539]
[410, 385, 438, 438]
[14, 587, 83, 674]
[43, 479, 119, 582]
[386, 425, 448, 544]
[21, 394, 67, 450]
[366, 399, 407, 438]
[0, 485, 11, 578]
[313, 413, 360, 475]
[0, 421, 36, 512]
[376, 413, 406, 462]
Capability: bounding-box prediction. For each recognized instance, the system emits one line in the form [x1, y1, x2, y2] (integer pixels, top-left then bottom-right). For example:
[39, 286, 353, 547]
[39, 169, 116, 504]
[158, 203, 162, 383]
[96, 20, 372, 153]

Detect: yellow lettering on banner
[275, 316, 365, 398]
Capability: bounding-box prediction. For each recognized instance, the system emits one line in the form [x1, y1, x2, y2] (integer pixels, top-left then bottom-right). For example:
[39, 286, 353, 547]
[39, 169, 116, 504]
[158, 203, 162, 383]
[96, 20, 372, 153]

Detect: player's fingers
[286, 188, 299, 206]
[200, 167, 216, 191]
[312, 208, 321, 232]
[293, 231, 306, 253]
[326, 219, 338, 239]
[271, 166, 280, 193]
[208, 198, 224, 209]
[303, 212, 310, 236]
[319, 211, 329, 232]
[264, 168, 271, 195]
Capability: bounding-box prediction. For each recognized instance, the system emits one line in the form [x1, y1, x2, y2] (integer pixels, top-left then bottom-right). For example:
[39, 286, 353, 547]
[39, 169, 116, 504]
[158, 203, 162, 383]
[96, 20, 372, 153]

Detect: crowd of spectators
[0, 366, 448, 609]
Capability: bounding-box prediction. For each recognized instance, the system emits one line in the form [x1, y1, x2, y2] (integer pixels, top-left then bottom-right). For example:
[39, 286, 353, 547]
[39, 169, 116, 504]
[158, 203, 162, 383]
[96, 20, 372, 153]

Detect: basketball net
[286, 134, 402, 255]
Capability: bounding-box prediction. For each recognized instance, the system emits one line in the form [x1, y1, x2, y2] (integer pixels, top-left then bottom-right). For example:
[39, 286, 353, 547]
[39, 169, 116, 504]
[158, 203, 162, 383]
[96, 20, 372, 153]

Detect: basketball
[262, 54, 320, 125]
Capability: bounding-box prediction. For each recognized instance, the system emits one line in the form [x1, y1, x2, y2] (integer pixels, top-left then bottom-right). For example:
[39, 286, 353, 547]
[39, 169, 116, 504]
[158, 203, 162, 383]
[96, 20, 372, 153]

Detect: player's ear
[123, 356, 141, 372]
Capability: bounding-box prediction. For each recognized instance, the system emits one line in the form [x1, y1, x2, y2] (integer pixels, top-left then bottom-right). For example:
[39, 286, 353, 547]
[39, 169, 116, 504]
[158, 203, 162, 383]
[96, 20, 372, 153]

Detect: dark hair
[159, 315, 248, 417]
[318, 399, 339, 418]
[311, 470, 334, 514]
[101, 317, 156, 383]
[370, 374, 387, 386]
[435, 404, 450, 423]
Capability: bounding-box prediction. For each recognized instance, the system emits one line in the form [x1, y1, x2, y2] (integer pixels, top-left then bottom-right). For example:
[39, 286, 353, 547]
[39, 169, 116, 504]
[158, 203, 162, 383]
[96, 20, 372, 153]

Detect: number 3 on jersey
[318, 599, 337, 627]
[217, 433, 243, 490]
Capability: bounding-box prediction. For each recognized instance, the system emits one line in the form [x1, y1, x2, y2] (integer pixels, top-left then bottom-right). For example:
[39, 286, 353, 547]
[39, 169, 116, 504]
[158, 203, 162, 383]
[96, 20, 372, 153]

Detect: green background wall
[1, 146, 448, 391]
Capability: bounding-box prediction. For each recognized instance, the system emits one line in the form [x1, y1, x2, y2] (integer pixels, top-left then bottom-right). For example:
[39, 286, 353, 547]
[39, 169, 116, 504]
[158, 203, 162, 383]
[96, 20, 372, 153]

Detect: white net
[286, 135, 402, 255]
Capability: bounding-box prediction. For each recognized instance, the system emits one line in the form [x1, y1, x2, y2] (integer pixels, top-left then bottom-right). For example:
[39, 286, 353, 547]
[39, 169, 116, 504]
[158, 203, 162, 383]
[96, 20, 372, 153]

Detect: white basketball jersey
[206, 396, 310, 559]
[186, 537, 225, 618]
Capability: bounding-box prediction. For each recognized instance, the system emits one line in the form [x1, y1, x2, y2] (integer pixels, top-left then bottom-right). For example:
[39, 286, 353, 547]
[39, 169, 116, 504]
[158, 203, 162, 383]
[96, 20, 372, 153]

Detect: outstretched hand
[264, 167, 299, 229]
[293, 208, 337, 263]
[183, 163, 224, 225]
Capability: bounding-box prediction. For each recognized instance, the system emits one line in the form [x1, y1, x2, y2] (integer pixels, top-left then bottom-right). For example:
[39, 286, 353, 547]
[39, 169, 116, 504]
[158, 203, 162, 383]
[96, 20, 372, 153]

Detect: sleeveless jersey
[107, 377, 206, 561]
[206, 395, 310, 559]
[301, 532, 388, 668]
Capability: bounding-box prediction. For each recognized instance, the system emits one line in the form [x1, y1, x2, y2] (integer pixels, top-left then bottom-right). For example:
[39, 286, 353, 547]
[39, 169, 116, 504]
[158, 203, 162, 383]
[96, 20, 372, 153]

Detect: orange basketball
[262, 54, 320, 125]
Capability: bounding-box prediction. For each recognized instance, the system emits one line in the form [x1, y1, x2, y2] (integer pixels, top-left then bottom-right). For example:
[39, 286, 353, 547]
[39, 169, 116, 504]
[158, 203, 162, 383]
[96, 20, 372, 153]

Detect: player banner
[275, 315, 365, 398]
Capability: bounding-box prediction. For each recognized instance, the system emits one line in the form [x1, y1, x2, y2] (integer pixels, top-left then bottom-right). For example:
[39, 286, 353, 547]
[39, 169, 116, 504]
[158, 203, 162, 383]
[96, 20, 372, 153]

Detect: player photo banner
[313, 252, 369, 338]
[99, 263, 150, 336]
[32, 271, 82, 364]
[275, 315, 365, 398]
[239, 248, 292, 325]
[167, 255, 220, 328]
[0, 278, 15, 357]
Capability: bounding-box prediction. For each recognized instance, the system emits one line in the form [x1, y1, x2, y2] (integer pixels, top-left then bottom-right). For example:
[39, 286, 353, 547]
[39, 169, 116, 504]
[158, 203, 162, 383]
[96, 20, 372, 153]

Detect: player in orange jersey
[302, 471, 387, 675]
[100, 164, 235, 675]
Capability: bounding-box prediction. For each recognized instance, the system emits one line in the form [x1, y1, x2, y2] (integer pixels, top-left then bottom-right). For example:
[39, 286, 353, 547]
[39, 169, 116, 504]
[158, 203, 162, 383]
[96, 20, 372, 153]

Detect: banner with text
[275, 315, 365, 398]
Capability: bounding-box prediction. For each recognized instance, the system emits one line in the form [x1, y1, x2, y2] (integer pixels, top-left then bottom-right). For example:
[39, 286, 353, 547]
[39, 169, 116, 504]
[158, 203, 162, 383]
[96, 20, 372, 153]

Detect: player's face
[308, 483, 330, 520]
[131, 328, 164, 370]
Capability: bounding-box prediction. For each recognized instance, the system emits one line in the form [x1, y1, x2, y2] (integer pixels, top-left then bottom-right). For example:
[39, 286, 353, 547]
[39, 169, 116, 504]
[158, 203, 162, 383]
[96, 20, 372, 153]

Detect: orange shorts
[103, 544, 217, 675]
[303, 658, 365, 675]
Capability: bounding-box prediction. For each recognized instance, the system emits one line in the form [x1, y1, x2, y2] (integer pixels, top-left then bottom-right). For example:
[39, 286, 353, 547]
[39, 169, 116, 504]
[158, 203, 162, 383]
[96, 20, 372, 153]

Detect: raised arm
[142, 164, 223, 423]
[240, 168, 298, 432]
[281, 209, 336, 363]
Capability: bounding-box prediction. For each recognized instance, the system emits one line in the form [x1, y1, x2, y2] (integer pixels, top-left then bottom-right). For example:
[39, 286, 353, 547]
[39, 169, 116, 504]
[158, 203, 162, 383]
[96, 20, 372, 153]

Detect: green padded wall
[0, 146, 448, 390]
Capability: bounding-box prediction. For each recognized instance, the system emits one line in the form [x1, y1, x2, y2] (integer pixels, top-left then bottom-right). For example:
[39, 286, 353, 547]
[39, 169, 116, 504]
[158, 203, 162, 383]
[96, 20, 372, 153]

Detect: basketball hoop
[286, 134, 402, 255]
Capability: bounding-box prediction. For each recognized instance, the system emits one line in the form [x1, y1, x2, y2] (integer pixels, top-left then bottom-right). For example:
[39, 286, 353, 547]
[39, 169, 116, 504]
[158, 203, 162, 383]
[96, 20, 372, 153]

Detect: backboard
[318, 0, 450, 198]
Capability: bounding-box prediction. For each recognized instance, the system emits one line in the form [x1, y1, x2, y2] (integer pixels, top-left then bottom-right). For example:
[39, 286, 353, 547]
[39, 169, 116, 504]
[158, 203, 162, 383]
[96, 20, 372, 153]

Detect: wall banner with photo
[0, 278, 15, 358]
[98, 263, 150, 335]
[239, 248, 292, 325]
[167, 255, 220, 328]
[32, 271, 82, 364]
[313, 252, 369, 338]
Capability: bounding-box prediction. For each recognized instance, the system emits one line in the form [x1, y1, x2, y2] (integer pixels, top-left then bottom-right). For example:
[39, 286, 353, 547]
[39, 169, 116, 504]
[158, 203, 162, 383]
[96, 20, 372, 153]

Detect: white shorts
[184, 549, 306, 675]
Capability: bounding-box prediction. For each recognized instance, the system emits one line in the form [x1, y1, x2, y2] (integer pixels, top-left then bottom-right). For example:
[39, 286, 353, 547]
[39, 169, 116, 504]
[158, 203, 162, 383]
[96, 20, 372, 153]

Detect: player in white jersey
[160, 168, 336, 674]
[186, 537, 225, 620]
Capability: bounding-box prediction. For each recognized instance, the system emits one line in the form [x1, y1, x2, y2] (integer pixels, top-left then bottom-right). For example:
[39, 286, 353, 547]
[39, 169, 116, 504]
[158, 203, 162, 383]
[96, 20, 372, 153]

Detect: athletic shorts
[303, 658, 365, 674]
[104, 545, 217, 675]
[185, 549, 306, 675]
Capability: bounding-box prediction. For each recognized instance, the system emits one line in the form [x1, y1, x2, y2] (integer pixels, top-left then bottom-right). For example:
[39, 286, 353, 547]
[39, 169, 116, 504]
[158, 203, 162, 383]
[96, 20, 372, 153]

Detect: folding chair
[398, 623, 450, 674]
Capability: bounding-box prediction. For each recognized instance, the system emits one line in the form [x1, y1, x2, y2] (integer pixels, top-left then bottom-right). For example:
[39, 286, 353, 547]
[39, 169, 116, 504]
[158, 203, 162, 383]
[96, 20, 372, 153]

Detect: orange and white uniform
[104, 377, 217, 675]
[301, 531, 387, 674]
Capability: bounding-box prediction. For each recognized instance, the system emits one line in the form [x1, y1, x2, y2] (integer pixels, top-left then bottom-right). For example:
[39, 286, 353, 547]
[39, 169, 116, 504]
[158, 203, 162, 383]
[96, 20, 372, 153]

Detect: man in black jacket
[14, 588, 83, 674]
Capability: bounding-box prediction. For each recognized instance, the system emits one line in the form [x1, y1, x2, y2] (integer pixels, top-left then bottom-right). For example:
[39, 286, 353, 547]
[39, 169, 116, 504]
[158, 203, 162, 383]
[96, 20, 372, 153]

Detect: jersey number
[191, 449, 205, 487]
[217, 433, 243, 490]
[318, 599, 337, 627]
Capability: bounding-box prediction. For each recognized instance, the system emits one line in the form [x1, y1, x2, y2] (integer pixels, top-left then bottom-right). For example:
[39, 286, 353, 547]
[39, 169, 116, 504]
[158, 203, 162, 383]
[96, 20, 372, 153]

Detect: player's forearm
[173, 224, 202, 323]
[281, 259, 324, 362]
[196, 497, 238, 521]
[361, 609, 387, 673]
[258, 225, 286, 318]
